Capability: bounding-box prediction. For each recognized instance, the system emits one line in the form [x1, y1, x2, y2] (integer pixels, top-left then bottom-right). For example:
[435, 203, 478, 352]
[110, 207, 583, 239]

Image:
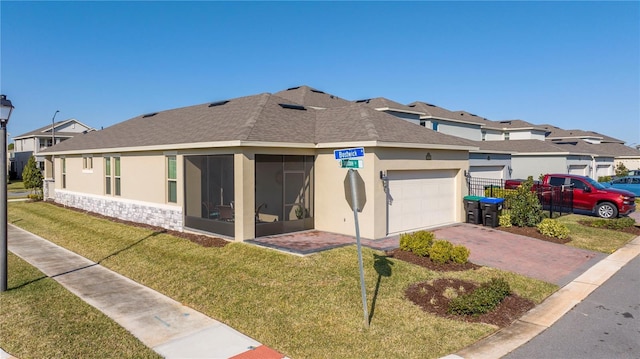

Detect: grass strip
[8, 201, 557, 359]
[0, 253, 160, 358]
[556, 214, 637, 253]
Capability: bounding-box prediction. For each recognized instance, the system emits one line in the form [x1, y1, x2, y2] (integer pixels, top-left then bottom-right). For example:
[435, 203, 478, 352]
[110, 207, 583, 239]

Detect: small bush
[429, 240, 453, 264]
[598, 176, 612, 183]
[499, 213, 512, 228]
[400, 230, 434, 257]
[510, 177, 543, 227]
[450, 245, 470, 264]
[590, 217, 636, 230]
[447, 278, 511, 316]
[536, 218, 570, 239]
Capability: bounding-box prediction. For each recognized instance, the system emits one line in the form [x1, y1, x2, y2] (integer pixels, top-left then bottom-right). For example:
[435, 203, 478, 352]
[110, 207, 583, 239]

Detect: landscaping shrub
[450, 245, 470, 264]
[399, 230, 434, 257]
[428, 240, 453, 264]
[536, 218, 570, 239]
[509, 177, 543, 227]
[447, 278, 511, 316]
[499, 213, 512, 228]
[598, 176, 612, 183]
[590, 217, 636, 230]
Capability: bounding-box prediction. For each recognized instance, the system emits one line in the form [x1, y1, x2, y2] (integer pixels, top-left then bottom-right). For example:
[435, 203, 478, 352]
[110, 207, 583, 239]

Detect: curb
[442, 235, 640, 359]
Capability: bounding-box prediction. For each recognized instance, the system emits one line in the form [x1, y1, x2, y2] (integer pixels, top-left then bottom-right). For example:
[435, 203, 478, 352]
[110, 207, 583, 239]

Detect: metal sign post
[348, 168, 369, 329]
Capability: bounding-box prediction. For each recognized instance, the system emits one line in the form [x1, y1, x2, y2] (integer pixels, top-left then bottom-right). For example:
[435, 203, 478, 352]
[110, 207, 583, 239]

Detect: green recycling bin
[463, 195, 483, 224]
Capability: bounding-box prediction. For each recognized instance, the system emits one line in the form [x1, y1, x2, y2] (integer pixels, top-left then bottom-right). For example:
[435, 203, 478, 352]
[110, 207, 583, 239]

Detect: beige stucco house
[42, 87, 477, 242]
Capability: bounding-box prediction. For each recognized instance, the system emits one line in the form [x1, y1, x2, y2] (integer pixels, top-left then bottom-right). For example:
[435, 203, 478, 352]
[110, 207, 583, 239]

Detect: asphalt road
[505, 254, 640, 359]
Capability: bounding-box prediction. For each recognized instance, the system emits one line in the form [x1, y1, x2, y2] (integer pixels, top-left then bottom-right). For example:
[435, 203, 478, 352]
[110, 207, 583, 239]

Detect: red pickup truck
[505, 174, 636, 219]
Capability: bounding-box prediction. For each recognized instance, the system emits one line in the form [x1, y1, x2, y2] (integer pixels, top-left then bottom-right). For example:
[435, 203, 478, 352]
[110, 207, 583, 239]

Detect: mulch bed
[494, 225, 571, 244]
[405, 278, 535, 328]
[386, 248, 534, 328]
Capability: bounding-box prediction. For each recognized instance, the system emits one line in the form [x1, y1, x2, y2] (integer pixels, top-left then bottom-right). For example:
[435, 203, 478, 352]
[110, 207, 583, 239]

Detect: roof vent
[142, 113, 158, 118]
[286, 86, 300, 91]
[279, 103, 306, 111]
[499, 120, 512, 124]
[355, 99, 371, 103]
[208, 100, 229, 107]
[425, 103, 436, 107]
[310, 89, 325, 94]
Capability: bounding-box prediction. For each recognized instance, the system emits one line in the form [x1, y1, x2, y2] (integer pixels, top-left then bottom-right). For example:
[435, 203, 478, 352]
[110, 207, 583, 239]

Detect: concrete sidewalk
[4, 224, 287, 359]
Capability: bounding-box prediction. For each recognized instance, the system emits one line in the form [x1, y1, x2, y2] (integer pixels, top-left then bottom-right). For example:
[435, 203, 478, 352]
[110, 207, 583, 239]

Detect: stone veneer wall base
[55, 191, 183, 232]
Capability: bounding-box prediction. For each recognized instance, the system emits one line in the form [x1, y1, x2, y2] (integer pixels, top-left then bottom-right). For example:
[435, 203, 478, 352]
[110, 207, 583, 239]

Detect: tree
[22, 156, 43, 199]
[615, 162, 628, 178]
[8, 143, 14, 151]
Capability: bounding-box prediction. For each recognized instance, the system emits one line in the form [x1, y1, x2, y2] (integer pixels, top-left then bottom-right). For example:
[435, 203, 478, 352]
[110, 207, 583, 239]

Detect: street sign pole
[349, 169, 369, 329]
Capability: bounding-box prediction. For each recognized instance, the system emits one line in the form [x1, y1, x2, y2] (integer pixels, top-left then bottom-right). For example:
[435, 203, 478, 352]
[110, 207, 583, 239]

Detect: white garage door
[568, 165, 587, 176]
[596, 165, 611, 178]
[387, 169, 456, 235]
[469, 166, 504, 180]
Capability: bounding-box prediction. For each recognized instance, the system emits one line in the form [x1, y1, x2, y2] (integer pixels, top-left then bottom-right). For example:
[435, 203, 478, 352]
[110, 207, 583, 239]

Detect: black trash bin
[463, 195, 483, 224]
[479, 197, 504, 227]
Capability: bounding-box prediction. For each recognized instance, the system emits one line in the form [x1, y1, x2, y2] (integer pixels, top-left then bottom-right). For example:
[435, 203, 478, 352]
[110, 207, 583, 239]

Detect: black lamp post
[0, 94, 14, 292]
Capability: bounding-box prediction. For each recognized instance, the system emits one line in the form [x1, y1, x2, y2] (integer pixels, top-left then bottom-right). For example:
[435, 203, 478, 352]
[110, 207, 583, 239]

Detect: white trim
[44, 140, 478, 155]
[375, 107, 425, 116]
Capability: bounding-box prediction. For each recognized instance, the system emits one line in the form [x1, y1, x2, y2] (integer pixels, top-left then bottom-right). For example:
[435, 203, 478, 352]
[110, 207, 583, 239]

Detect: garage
[568, 165, 587, 176]
[469, 165, 504, 180]
[387, 169, 457, 235]
[596, 164, 611, 178]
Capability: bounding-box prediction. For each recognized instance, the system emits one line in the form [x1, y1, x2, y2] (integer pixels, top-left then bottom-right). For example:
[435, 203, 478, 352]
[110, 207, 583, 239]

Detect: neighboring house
[13, 119, 95, 178]
[408, 103, 486, 141]
[42, 88, 477, 243]
[472, 139, 613, 180]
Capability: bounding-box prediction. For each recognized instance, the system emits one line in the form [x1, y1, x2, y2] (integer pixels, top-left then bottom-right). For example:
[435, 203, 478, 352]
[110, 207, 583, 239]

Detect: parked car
[603, 175, 640, 196]
[628, 170, 640, 176]
[506, 174, 636, 219]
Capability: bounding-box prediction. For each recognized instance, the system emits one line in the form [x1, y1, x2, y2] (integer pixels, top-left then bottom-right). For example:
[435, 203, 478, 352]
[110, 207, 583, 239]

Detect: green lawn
[4, 202, 558, 358]
[0, 253, 160, 358]
[556, 214, 638, 253]
[7, 181, 25, 192]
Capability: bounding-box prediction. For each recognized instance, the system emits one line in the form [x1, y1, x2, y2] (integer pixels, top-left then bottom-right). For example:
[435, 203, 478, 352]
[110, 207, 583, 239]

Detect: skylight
[279, 103, 306, 111]
[208, 100, 229, 107]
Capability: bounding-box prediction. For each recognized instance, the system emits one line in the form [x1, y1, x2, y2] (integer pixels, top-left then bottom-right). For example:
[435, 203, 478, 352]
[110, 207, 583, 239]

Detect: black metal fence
[465, 175, 573, 217]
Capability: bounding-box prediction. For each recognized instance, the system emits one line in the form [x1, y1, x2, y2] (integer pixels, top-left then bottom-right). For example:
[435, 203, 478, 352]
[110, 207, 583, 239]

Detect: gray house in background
[12, 119, 95, 178]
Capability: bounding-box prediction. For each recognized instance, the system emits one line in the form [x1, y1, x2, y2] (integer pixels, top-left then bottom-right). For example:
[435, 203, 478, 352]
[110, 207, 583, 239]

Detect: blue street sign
[334, 147, 365, 160]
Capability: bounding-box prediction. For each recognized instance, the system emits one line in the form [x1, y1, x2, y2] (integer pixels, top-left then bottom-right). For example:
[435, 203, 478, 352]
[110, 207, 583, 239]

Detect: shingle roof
[406, 101, 460, 120]
[316, 104, 475, 146]
[43, 92, 476, 153]
[473, 139, 571, 154]
[540, 124, 624, 143]
[485, 119, 546, 131]
[274, 86, 351, 109]
[354, 97, 423, 114]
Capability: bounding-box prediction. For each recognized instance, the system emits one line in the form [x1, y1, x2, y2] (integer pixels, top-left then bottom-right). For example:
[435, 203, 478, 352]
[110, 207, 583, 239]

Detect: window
[83, 155, 93, 170]
[504, 132, 510, 140]
[570, 179, 587, 191]
[167, 156, 177, 203]
[61, 158, 66, 189]
[482, 131, 486, 141]
[432, 122, 439, 131]
[548, 177, 565, 186]
[114, 157, 121, 196]
[105, 157, 111, 195]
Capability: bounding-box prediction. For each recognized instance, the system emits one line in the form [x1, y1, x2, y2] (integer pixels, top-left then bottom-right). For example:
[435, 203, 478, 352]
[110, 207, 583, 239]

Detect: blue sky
[1, 1, 639, 145]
